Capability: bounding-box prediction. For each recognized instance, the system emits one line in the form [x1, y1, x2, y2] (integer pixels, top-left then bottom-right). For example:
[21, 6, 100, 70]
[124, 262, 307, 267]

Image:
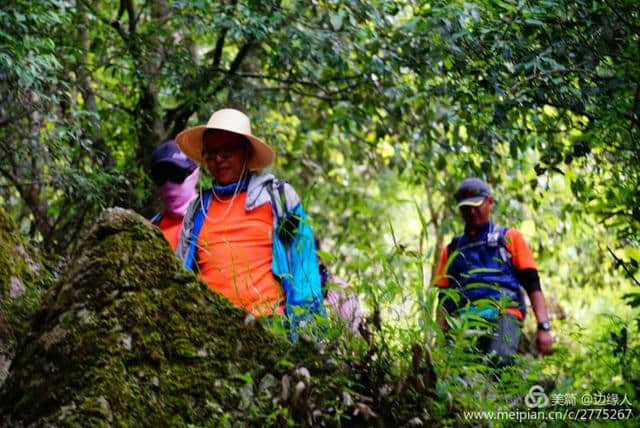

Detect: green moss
[0, 209, 292, 425]
[0, 209, 432, 426]
[0, 208, 23, 294]
[0, 208, 49, 386]
[0, 208, 48, 302]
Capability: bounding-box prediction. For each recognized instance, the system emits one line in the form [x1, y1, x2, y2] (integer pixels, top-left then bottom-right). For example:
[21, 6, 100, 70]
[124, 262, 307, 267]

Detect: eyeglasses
[151, 164, 191, 186]
[202, 144, 247, 161]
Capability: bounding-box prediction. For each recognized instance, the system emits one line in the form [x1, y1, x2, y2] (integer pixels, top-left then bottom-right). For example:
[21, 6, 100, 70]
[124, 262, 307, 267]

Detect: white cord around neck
[206, 159, 248, 223]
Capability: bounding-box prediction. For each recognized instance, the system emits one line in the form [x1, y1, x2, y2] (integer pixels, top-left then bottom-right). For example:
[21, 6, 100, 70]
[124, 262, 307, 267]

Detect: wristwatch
[537, 321, 552, 331]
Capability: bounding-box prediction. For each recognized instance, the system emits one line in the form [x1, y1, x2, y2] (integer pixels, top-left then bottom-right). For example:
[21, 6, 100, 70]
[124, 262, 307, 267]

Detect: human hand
[536, 330, 553, 355]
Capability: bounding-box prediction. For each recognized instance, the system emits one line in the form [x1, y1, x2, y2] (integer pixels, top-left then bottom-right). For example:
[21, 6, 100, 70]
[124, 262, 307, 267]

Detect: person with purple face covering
[149, 140, 199, 251]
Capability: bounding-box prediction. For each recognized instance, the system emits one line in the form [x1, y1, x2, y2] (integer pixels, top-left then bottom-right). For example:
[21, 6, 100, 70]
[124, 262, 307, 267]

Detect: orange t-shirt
[197, 192, 284, 316]
[433, 228, 537, 319]
[157, 215, 183, 251]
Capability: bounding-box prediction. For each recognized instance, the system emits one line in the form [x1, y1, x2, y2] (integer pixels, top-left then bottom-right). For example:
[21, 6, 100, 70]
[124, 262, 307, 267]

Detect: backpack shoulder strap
[276, 181, 287, 214]
[447, 235, 462, 253]
[151, 213, 163, 225]
[492, 224, 513, 264]
[265, 179, 288, 220]
[265, 179, 299, 246]
[184, 189, 212, 271]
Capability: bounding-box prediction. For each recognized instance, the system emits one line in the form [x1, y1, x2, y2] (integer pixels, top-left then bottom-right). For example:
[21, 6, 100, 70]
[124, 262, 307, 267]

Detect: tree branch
[212, 29, 228, 69]
[124, 0, 136, 36]
[166, 38, 256, 137]
[0, 165, 22, 193]
[252, 86, 345, 101]
[603, 0, 640, 34]
[252, 78, 365, 101]
[78, 0, 129, 42]
[0, 111, 31, 128]
[236, 71, 363, 87]
[115, 0, 125, 22]
[0, 162, 51, 238]
[608, 247, 640, 287]
[632, 73, 640, 129]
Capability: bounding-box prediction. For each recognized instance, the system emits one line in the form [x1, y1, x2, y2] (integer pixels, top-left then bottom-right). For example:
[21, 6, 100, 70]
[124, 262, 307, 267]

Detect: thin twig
[608, 247, 640, 287]
[602, 0, 640, 33]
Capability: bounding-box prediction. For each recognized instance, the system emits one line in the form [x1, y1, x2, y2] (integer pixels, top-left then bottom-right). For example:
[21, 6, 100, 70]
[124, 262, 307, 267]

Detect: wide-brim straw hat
[175, 108, 275, 170]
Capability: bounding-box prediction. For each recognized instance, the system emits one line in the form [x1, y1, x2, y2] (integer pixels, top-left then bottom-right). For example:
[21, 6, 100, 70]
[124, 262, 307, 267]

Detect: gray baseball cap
[454, 178, 492, 208]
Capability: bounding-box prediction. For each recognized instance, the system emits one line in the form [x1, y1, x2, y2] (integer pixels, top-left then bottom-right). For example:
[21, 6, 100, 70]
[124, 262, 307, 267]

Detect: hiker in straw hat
[174, 108, 325, 340]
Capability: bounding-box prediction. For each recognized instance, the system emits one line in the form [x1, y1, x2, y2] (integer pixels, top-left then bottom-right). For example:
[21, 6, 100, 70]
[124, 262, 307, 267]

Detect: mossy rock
[0, 208, 297, 426]
[0, 208, 432, 426]
[0, 208, 47, 386]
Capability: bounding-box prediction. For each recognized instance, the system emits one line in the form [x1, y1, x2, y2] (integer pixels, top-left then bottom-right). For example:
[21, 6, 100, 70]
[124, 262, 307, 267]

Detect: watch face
[538, 321, 551, 331]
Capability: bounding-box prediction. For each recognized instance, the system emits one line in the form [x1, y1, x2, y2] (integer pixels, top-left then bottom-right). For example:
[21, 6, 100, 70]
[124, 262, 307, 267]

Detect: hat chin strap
[207, 156, 249, 221]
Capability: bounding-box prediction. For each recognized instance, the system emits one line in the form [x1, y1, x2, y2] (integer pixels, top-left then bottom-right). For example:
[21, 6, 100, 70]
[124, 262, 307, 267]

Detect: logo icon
[525, 385, 549, 408]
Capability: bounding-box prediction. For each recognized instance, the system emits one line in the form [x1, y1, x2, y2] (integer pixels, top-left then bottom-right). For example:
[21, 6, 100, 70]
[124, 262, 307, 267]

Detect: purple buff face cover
[160, 168, 200, 218]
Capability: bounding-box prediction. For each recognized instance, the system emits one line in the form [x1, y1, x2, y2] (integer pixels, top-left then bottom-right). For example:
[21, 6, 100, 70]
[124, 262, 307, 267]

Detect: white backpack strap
[493, 225, 512, 264]
[266, 179, 300, 217]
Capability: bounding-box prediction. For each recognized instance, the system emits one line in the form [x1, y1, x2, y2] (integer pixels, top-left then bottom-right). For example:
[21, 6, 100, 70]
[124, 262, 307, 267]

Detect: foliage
[1, 0, 639, 425]
[0, 0, 130, 251]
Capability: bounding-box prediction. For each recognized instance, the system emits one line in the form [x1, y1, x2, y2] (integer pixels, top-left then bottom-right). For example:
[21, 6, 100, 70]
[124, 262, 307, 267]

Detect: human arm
[433, 246, 451, 331]
[507, 229, 553, 356]
[529, 289, 553, 355]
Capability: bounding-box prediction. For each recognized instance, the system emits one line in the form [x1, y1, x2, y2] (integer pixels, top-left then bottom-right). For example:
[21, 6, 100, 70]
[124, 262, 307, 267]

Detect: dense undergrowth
[1, 0, 639, 425]
[301, 167, 640, 427]
[1, 180, 638, 426]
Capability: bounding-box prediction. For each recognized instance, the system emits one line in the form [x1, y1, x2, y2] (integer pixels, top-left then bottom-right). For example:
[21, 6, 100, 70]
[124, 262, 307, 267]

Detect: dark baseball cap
[454, 178, 492, 208]
[151, 140, 197, 172]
